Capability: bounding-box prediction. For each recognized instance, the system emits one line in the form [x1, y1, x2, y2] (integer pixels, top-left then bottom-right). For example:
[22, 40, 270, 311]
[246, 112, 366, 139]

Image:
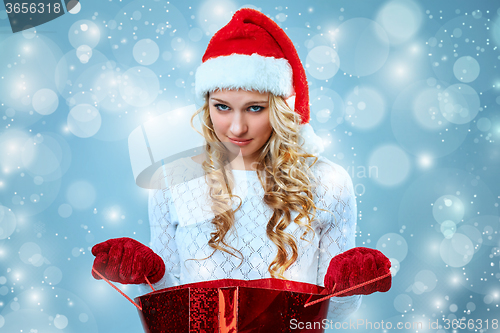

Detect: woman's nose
[230, 112, 247, 136]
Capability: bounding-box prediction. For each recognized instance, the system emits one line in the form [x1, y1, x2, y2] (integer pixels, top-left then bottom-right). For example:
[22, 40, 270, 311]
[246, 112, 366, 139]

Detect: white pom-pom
[298, 123, 324, 156]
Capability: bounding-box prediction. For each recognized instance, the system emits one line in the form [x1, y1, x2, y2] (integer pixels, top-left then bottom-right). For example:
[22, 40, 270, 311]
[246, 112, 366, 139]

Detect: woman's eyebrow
[210, 98, 269, 105]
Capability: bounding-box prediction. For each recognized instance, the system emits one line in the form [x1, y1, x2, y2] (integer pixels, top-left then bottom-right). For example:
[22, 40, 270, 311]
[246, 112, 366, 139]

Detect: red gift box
[134, 278, 330, 333]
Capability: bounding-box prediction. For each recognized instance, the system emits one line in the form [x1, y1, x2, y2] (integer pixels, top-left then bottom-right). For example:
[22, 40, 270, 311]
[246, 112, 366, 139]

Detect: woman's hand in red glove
[324, 247, 392, 296]
[91, 237, 165, 285]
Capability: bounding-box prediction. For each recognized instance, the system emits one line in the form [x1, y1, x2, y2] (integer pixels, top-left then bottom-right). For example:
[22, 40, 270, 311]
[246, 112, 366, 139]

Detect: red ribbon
[303, 271, 392, 308]
[145, 276, 156, 292]
[92, 267, 147, 311]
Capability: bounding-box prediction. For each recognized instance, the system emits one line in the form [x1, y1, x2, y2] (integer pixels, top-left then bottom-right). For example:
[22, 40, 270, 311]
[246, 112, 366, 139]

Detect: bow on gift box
[304, 247, 393, 308]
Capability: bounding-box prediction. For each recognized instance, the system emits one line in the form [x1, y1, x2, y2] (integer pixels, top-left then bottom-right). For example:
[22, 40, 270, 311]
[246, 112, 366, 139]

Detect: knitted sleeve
[314, 158, 362, 322]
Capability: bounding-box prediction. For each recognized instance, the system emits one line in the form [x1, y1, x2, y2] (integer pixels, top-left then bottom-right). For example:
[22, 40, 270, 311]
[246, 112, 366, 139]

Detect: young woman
[91, 8, 391, 322]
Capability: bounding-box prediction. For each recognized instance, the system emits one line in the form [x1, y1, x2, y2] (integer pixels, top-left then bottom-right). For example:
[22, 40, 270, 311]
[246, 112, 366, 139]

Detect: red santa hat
[195, 8, 310, 124]
[195, 8, 324, 155]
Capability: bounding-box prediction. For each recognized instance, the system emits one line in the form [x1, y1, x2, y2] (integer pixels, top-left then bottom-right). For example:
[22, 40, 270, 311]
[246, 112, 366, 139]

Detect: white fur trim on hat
[195, 53, 294, 99]
[299, 123, 324, 156]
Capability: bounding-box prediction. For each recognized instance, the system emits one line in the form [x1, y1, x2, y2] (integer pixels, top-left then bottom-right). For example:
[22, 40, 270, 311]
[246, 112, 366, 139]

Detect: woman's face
[209, 89, 273, 167]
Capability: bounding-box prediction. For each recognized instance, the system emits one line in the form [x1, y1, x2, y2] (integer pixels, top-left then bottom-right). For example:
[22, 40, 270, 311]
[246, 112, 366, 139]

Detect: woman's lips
[228, 137, 253, 146]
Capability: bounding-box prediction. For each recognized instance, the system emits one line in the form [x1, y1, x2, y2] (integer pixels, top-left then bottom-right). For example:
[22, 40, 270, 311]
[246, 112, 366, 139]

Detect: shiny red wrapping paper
[134, 278, 330, 333]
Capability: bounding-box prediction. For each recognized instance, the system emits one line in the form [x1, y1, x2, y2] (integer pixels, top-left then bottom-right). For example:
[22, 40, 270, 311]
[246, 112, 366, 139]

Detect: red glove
[324, 247, 391, 296]
[91, 237, 165, 285]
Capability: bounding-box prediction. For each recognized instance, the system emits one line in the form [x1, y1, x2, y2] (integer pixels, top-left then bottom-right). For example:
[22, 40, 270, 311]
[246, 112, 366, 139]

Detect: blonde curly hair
[190, 91, 321, 279]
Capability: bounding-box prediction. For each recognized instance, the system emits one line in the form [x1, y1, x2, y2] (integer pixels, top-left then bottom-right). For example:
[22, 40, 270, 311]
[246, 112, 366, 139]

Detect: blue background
[0, 0, 499, 332]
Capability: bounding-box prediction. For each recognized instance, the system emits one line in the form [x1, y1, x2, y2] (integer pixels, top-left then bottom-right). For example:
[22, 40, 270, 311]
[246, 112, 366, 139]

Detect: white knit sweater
[138, 155, 362, 321]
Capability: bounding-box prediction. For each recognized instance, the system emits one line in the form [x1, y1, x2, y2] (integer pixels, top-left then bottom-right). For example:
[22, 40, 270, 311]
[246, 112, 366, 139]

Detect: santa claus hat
[195, 8, 324, 154]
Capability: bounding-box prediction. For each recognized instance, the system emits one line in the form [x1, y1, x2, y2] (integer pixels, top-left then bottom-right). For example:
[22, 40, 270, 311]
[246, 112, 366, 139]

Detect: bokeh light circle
[10, 301, 20, 311]
[464, 215, 500, 247]
[492, 17, 500, 47]
[133, 39, 160, 65]
[67, 180, 96, 210]
[0, 205, 17, 240]
[399, 168, 497, 266]
[44, 266, 63, 285]
[0, 129, 31, 173]
[412, 86, 449, 130]
[76, 45, 93, 64]
[0, 310, 53, 332]
[440, 233, 474, 267]
[476, 117, 491, 132]
[8, 287, 98, 332]
[453, 56, 480, 83]
[376, 233, 408, 262]
[394, 294, 412, 313]
[67, 104, 102, 138]
[188, 28, 203, 42]
[472, 10, 482, 19]
[69, 20, 100, 49]
[335, 18, 390, 76]
[376, 0, 423, 44]
[456, 220, 500, 295]
[440, 220, 457, 239]
[21, 133, 71, 182]
[345, 87, 385, 129]
[392, 80, 469, 157]
[79, 313, 89, 322]
[197, 0, 238, 35]
[439, 84, 480, 125]
[109, 1, 188, 76]
[305, 46, 340, 80]
[432, 195, 464, 224]
[453, 28, 462, 38]
[58, 203, 73, 218]
[467, 302, 476, 312]
[55, 48, 109, 99]
[0, 34, 63, 119]
[132, 10, 142, 20]
[21, 133, 70, 181]
[19, 242, 44, 266]
[389, 258, 400, 276]
[72, 247, 82, 257]
[171, 37, 186, 51]
[431, 15, 495, 92]
[54, 314, 69, 329]
[118, 67, 159, 107]
[368, 145, 411, 187]
[32, 89, 59, 115]
[309, 87, 345, 130]
[65, 91, 99, 109]
[413, 270, 437, 294]
[68, 61, 130, 114]
[457, 224, 482, 253]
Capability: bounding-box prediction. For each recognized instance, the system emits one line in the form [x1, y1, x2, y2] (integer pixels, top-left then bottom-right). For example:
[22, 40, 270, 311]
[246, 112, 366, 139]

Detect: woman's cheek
[213, 117, 229, 138]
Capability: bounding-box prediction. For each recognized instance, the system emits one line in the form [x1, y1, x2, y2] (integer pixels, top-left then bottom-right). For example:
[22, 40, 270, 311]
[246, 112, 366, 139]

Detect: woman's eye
[248, 106, 263, 112]
[215, 104, 229, 111]
[214, 104, 263, 112]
